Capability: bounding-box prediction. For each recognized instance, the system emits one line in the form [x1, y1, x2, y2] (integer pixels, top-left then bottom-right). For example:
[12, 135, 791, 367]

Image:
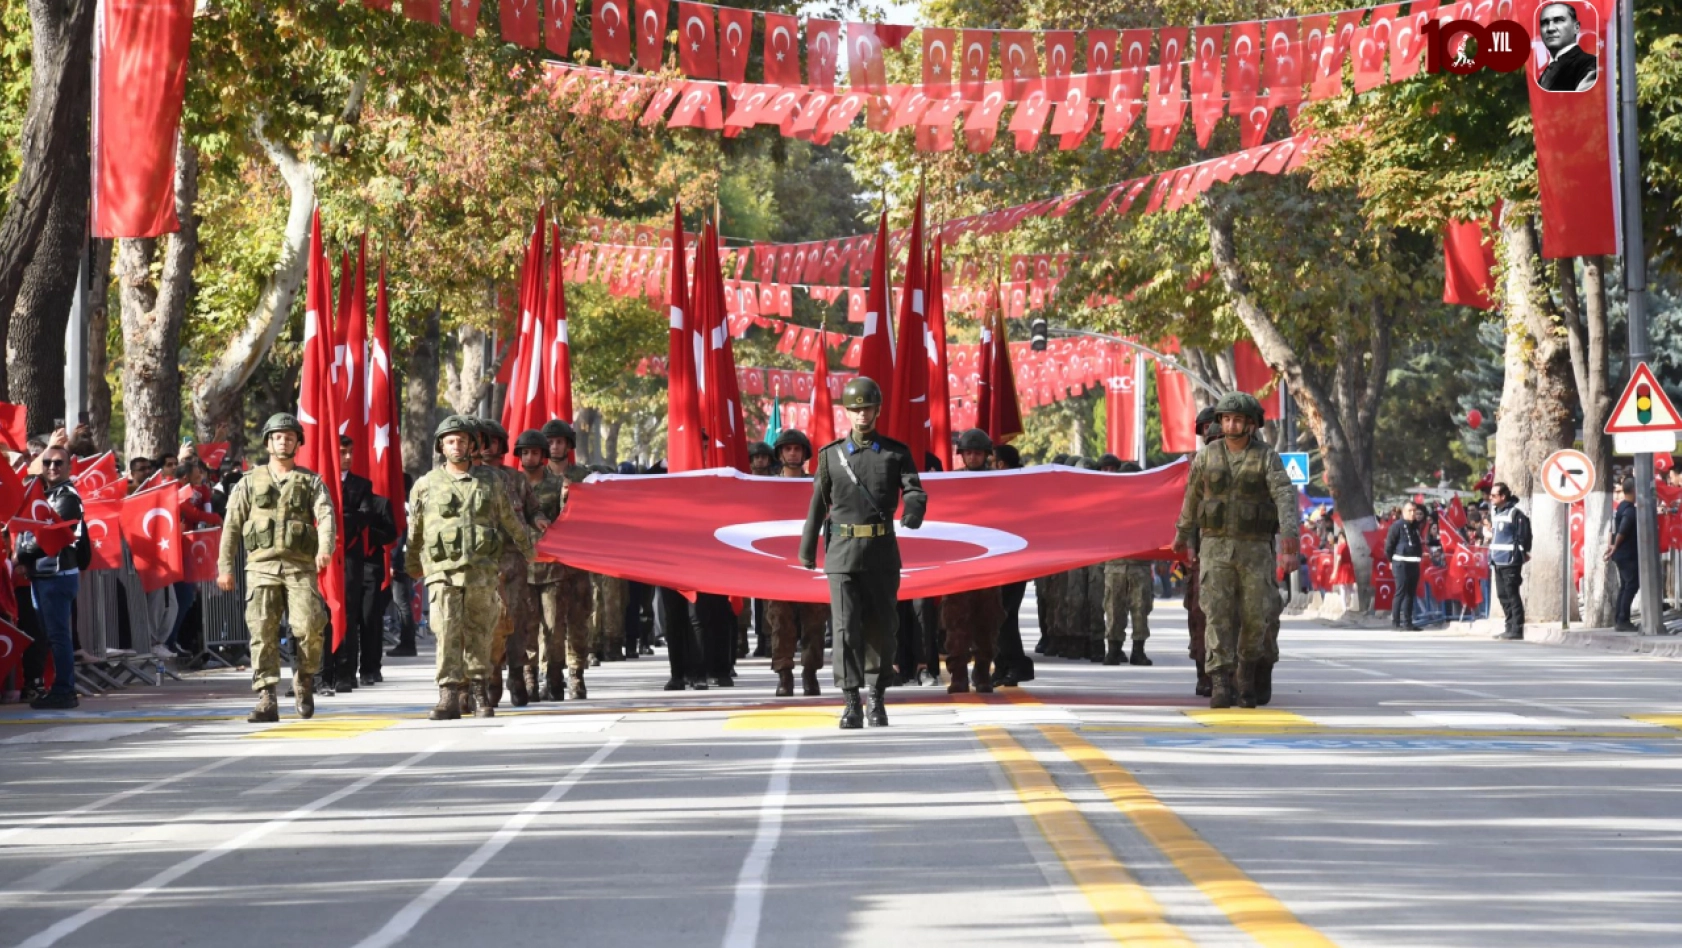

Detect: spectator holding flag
[16, 445, 89, 709]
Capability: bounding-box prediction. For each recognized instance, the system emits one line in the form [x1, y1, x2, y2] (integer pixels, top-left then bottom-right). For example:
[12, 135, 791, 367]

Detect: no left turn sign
[1541, 449, 1596, 504]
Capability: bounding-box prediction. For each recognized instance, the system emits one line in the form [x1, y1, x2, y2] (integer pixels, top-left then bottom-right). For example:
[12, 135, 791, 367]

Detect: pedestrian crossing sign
[1606, 362, 1682, 434]
[1281, 452, 1311, 486]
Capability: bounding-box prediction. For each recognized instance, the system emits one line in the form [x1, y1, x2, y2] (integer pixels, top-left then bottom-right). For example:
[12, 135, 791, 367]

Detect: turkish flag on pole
[120, 481, 183, 592]
[636, 0, 666, 70]
[926, 238, 953, 472]
[183, 527, 221, 584]
[1444, 215, 1500, 310]
[83, 497, 123, 571]
[856, 213, 896, 411]
[666, 206, 705, 472]
[8, 519, 77, 557]
[698, 223, 748, 471]
[675, 2, 718, 78]
[546, 226, 575, 424]
[502, 209, 548, 462]
[983, 292, 1023, 443]
[886, 191, 929, 467]
[368, 263, 407, 541]
[1105, 341, 1139, 462]
[1156, 337, 1199, 453]
[72, 450, 121, 498]
[340, 237, 371, 478]
[592, 0, 632, 65]
[299, 209, 348, 650]
[91, 0, 193, 238]
[538, 462, 1188, 602]
[808, 323, 837, 451]
[717, 7, 753, 83]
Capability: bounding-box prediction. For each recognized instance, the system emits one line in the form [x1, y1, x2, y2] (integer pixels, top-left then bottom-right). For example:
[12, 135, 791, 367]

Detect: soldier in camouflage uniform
[407, 415, 535, 720]
[1076, 459, 1108, 663]
[1172, 392, 1299, 709]
[477, 420, 547, 708]
[1099, 457, 1156, 667]
[1183, 408, 1220, 697]
[515, 430, 565, 700]
[217, 413, 338, 724]
[766, 429, 828, 697]
[943, 429, 1005, 693]
[541, 418, 595, 699]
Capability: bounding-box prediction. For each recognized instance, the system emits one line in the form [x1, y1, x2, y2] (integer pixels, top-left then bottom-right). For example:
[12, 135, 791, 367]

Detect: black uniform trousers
[1391, 562, 1419, 627]
[656, 586, 707, 685]
[359, 560, 392, 677]
[1614, 557, 1640, 625]
[693, 592, 736, 680]
[996, 580, 1029, 676]
[1493, 564, 1525, 637]
[829, 570, 899, 691]
[894, 598, 941, 678]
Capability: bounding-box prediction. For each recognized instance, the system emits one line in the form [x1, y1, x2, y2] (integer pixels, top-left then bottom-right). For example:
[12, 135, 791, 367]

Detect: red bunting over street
[537, 462, 1186, 603]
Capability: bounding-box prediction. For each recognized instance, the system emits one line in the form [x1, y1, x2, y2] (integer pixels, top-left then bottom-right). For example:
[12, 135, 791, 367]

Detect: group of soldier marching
[221, 377, 1299, 726]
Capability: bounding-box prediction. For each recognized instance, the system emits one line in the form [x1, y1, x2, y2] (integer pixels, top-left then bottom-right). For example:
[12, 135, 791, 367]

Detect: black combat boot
[470, 679, 495, 718]
[866, 686, 889, 727]
[776, 669, 795, 697]
[545, 669, 566, 702]
[1209, 670, 1233, 709]
[1089, 640, 1105, 663]
[568, 670, 588, 700]
[946, 659, 970, 694]
[1234, 663, 1258, 709]
[523, 666, 541, 703]
[839, 689, 864, 729]
[1255, 662, 1274, 706]
[802, 668, 821, 696]
[1195, 658, 1212, 698]
[973, 660, 994, 694]
[508, 667, 529, 707]
[429, 685, 461, 721]
[663, 677, 686, 691]
[1103, 641, 1123, 665]
[294, 676, 315, 719]
[249, 686, 279, 723]
[486, 672, 503, 708]
[1129, 642, 1152, 666]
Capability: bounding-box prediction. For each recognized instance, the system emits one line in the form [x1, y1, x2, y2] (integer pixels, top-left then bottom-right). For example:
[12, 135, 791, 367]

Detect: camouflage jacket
[405, 466, 533, 584]
[1174, 438, 1297, 546]
[219, 464, 337, 578]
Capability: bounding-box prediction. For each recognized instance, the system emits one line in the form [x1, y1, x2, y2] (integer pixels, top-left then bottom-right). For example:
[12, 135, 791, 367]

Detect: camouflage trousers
[590, 573, 627, 657]
[1065, 566, 1103, 647]
[496, 572, 538, 674]
[1104, 562, 1154, 644]
[767, 600, 828, 672]
[429, 576, 499, 686]
[1199, 537, 1282, 674]
[943, 587, 1004, 664]
[246, 569, 328, 691]
[1184, 567, 1206, 664]
[529, 568, 593, 674]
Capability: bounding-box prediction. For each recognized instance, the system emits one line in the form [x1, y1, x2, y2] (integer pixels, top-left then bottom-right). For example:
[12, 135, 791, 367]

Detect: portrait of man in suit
[1537, 2, 1598, 92]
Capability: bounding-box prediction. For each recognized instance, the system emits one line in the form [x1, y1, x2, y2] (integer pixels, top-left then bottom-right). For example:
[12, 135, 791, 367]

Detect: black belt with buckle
[835, 522, 893, 538]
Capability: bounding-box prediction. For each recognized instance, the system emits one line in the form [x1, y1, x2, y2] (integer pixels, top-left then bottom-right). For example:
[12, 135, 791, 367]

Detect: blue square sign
[1281, 452, 1311, 486]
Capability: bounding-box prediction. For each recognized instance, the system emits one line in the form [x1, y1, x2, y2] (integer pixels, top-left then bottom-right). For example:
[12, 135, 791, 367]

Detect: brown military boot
[946, 659, 970, 694]
[802, 668, 821, 696]
[1233, 663, 1257, 709]
[486, 672, 503, 708]
[522, 666, 541, 704]
[568, 670, 587, 700]
[248, 686, 279, 724]
[294, 675, 315, 720]
[1103, 641, 1124, 665]
[1209, 670, 1233, 709]
[460, 681, 476, 716]
[1194, 658, 1212, 698]
[1255, 662, 1274, 706]
[469, 679, 495, 718]
[429, 685, 461, 721]
[974, 660, 994, 694]
[544, 669, 565, 702]
[775, 669, 794, 697]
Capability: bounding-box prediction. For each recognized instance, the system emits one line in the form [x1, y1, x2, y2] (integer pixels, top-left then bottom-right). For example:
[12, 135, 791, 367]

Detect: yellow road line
[1043, 725, 1338, 948]
[1183, 709, 1319, 729]
[724, 709, 836, 731]
[975, 726, 1193, 948]
[1080, 725, 1679, 740]
[246, 717, 399, 739]
[1629, 715, 1682, 731]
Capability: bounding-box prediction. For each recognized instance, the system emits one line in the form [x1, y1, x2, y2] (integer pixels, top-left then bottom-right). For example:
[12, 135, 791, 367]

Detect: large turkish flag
[537, 462, 1188, 603]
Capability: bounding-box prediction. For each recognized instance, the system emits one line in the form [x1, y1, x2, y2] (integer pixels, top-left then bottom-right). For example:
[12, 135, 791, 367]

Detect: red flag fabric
[0, 615, 31, 686]
[502, 0, 540, 47]
[809, 331, 837, 451]
[592, 0, 631, 65]
[341, 237, 371, 478]
[856, 213, 896, 411]
[698, 224, 749, 471]
[960, 30, 993, 101]
[16, 477, 51, 523]
[1105, 341, 1140, 462]
[120, 482, 183, 592]
[998, 31, 1040, 101]
[1156, 339, 1199, 453]
[546, 0, 575, 55]
[195, 442, 230, 471]
[763, 12, 800, 85]
[636, 0, 666, 70]
[299, 209, 348, 649]
[183, 527, 220, 584]
[0, 403, 26, 453]
[886, 192, 929, 468]
[81, 501, 122, 570]
[717, 7, 753, 83]
[666, 206, 705, 472]
[502, 210, 548, 462]
[450, 0, 480, 36]
[806, 18, 841, 90]
[546, 228, 575, 424]
[981, 287, 1023, 443]
[1233, 339, 1281, 419]
[536, 462, 1189, 602]
[402, 0, 439, 25]
[91, 0, 193, 238]
[926, 239, 953, 472]
[923, 27, 956, 97]
[676, 2, 718, 78]
[847, 22, 887, 92]
[72, 451, 121, 500]
[9, 519, 77, 557]
[1444, 214, 1500, 309]
[368, 263, 407, 541]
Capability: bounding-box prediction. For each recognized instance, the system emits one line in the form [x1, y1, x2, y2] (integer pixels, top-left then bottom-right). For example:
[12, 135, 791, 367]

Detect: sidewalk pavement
[1293, 592, 1682, 659]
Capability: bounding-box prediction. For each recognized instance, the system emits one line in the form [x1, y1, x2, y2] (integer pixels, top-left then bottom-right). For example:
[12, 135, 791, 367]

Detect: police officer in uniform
[943, 428, 1005, 693]
[1171, 393, 1299, 709]
[407, 415, 535, 720]
[217, 413, 338, 723]
[799, 378, 928, 729]
[1488, 481, 1532, 640]
[1385, 502, 1425, 631]
[1099, 457, 1155, 666]
[766, 429, 828, 697]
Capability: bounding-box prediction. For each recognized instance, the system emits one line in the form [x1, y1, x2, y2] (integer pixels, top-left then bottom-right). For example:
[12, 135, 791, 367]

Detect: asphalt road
[3, 597, 1681, 948]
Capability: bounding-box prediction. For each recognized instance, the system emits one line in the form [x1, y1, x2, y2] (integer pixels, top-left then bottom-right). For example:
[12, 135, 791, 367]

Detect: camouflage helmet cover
[1214, 391, 1266, 426]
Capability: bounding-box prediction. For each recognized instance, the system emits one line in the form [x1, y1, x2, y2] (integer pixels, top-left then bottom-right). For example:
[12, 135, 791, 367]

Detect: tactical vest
[1490, 505, 1521, 567]
[531, 471, 565, 521]
[242, 467, 320, 562]
[1195, 442, 1281, 540]
[423, 470, 504, 573]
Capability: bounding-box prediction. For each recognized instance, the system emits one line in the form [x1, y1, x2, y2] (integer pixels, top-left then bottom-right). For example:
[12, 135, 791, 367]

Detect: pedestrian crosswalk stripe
[724, 710, 836, 730]
[1183, 710, 1317, 729]
[246, 718, 399, 739]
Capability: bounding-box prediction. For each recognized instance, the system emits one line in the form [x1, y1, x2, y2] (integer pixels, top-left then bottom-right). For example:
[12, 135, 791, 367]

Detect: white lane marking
[350, 739, 624, 948]
[0, 857, 118, 906]
[721, 736, 801, 948]
[239, 754, 360, 797]
[1409, 711, 1564, 730]
[1307, 656, 1595, 716]
[13, 743, 450, 948]
[0, 753, 248, 845]
[0, 724, 167, 745]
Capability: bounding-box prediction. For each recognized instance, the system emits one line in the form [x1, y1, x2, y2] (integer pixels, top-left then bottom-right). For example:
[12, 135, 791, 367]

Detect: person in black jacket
[1603, 478, 1640, 631]
[333, 436, 398, 692]
[19, 445, 89, 710]
[1537, 3, 1598, 92]
[1488, 482, 1534, 640]
[1385, 502, 1426, 631]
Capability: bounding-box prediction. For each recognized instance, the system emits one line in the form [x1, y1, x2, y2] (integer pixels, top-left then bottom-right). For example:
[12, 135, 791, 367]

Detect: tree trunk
[191, 131, 313, 442]
[1493, 214, 1576, 624]
[1560, 256, 1616, 626]
[601, 418, 622, 467]
[402, 303, 443, 480]
[117, 142, 199, 462]
[85, 239, 114, 450]
[0, 0, 97, 332]
[575, 406, 603, 465]
[7, 63, 88, 435]
[444, 325, 490, 415]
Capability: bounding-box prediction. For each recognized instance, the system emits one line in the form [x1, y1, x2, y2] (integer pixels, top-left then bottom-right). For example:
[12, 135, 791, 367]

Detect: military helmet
[1118, 461, 1143, 474]
[1214, 391, 1266, 426]
[1051, 452, 1071, 466]
[541, 418, 577, 444]
[747, 440, 774, 459]
[773, 429, 813, 459]
[840, 376, 883, 409]
[514, 429, 548, 454]
[1097, 453, 1123, 470]
[1195, 405, 1220, 436]
[261, 412, 305, 445]
[1076, 457, 1101, 470]
[956, 428, 994, 453]
[434, 414, 476, 450]
[483, 420, 509, 449]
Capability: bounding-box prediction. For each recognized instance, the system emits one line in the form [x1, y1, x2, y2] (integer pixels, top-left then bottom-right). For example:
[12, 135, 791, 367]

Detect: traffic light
[1030, 318, 1048, 351]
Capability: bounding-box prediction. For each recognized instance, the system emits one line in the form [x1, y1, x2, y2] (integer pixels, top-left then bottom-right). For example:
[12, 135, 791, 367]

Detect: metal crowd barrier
[199, 542, 249, 667]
